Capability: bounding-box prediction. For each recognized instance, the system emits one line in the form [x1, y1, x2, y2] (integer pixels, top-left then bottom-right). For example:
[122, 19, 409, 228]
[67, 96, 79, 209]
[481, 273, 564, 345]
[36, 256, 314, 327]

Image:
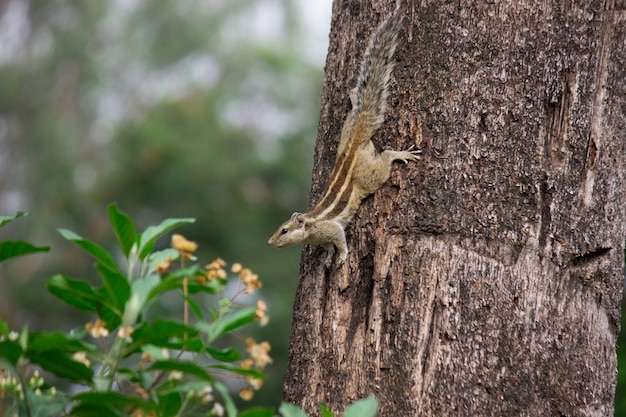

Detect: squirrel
[268, 8, 420, 268]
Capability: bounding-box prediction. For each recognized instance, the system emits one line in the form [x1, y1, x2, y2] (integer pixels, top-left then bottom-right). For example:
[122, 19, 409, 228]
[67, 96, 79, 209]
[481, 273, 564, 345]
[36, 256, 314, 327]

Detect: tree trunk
[283, 0, 626, 416]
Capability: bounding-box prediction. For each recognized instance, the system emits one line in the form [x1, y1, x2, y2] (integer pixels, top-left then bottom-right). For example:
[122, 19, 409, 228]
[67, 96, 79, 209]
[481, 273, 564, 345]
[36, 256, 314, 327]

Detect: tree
[283, 1, 626, 416]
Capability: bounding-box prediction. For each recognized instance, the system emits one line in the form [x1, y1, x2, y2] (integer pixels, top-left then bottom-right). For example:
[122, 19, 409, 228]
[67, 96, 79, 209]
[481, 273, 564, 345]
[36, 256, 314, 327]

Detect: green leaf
[96, 292, 122, 330]
[58, 228, 121, 273]
[70, 404, 126, 417]
[29, 350, 93, 382]
[124, 319, 200, 356]
[208, 364, 264, 379]
[239, 407, 275, 417]
[0, 317, 8, 337]
[137, 217, 195, 260]
[149, 359, 213, 382]
[46, 274, 99, 311]
[145, 265, 205, 303]
[157, 264, 205, 280]
[187, 275, 224, 295]
[28, 331, 90, 353]
[214, 382, 238, 417]
[73, 391, 149, 409]
[184, 294, 204, 320]
[94, 264, 131, 330]
[141, 344, 171, 360]
[0, 240, 49, 262]
[17, 325, 28, 350]
[158, 267, 226, 297]
[278, 402, 310, 417]
[220, 307, 258, 333]
[320, 403, 334, 417]
[158, 391, 182, 417]
[107, 203, 137, 257]
[0, 341, 23, 364]
[155, 380, 208, 396]
[206, 346, 240, 362]
[200, 307, 257, 342]
[25, 390, 68, 417]
[343, 396, 379, 417]
[128, 273, 160, 312]
[97, 264, 131, 313]
[0, 211, 26, 228]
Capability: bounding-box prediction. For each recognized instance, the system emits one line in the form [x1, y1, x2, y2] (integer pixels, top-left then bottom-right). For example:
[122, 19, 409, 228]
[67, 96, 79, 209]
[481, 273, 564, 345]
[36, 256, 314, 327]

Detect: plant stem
[183, 277, 189, 325]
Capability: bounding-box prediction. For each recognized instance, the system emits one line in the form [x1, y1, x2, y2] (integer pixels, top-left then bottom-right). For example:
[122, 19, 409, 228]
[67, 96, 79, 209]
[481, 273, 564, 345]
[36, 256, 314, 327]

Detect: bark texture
[284, 0, 626, 416]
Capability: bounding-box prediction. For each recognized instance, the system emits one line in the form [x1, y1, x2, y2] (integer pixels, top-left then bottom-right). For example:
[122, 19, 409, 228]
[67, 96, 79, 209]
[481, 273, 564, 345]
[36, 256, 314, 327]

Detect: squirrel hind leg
[323, 244, 336, 268]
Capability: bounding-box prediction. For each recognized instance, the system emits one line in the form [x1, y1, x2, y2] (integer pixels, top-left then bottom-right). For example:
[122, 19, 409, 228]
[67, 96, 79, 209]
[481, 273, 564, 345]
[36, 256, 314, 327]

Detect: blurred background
[0, 0, 330, 408]
[0, 0, 625, 414]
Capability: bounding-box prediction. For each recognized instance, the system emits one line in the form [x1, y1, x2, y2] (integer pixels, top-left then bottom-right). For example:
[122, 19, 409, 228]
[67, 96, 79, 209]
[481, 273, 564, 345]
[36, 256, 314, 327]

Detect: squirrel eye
[281, 228, 288, 234]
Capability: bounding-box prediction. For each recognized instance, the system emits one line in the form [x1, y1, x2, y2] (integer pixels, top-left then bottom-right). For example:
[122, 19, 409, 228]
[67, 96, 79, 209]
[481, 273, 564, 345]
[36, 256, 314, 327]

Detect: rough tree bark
[283, 0, 626, 416]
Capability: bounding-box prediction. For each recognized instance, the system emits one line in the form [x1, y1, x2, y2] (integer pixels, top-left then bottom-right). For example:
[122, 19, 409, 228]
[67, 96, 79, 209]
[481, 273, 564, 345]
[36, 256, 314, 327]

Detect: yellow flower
[171, 234, 198, 258]
[205, 258, 226, 270]
[86, 319, 109, 338]
[118, 326, 134, 340]
[239, 358, 253, 370]
[246, 376, 263, 390]
[239, 268, 262, 294]
[245, 338, 272, 369]
[199, 385, 213, 404]
[155, 257, 172, 273]
[168, 370, 183, 381]
[239, 388, 254, 401]
[139, 352, 154, 370]
[255, 300, 269, 326]
[205, 258, 228, 282]
[71, 351, 91, 367]
[231, 263, 243, 273]
[212, 403, 225, 416]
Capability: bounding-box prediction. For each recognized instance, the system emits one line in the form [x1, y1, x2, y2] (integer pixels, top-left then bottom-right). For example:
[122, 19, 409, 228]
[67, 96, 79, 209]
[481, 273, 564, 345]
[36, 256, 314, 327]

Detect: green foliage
[278, 403, 309, 417]
[276, 397, 379, 417]
[0, 212, 27, 228]
[0, 0, 321, 405]
[0, 207, 377, 417]
[0, 241, 50, 263]
[0, 213, 50, 262]
[0, 207, 262, 416]
[342, 397, 379, 417]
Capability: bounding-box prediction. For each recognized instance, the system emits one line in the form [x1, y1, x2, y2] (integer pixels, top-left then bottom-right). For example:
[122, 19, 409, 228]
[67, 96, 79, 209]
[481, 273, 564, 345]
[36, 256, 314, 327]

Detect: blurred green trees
[0, 0, 324, 407]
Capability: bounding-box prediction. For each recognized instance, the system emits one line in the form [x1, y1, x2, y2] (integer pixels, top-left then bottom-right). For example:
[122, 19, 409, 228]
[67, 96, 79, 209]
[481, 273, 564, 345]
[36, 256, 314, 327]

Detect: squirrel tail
[340, 7, 405, 148]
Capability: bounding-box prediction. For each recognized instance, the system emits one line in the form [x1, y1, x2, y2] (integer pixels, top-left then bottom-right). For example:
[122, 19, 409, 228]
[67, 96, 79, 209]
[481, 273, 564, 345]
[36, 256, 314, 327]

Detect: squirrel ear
[290, 212, 305, 225]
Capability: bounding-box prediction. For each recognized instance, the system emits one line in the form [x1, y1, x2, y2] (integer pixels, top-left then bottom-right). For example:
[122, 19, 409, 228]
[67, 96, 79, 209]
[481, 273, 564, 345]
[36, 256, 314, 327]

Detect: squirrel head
[267, 212, 308, 248]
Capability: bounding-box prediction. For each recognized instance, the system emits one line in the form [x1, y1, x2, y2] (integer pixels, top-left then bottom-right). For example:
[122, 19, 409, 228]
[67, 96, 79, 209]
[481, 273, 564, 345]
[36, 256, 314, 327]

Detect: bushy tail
[340, 7, 405, 149]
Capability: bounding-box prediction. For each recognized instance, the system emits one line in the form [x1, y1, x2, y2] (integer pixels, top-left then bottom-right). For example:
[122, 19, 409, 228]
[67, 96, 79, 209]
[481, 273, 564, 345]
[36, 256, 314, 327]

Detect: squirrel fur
[268, 8, 420, 267]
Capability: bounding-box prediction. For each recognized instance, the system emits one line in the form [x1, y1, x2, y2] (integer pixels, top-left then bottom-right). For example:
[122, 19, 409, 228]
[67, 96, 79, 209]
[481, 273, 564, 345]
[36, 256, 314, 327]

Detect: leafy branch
[0, 205, 378, 417]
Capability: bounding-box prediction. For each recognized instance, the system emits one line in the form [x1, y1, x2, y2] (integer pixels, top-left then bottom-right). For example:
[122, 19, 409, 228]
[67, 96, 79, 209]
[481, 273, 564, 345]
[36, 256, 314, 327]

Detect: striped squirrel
[268, 8, 420, 267]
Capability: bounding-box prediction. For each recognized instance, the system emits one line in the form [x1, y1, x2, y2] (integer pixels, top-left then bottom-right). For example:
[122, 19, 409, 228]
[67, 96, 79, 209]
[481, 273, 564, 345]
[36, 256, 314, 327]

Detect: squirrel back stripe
[309, 9, 405, 219]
